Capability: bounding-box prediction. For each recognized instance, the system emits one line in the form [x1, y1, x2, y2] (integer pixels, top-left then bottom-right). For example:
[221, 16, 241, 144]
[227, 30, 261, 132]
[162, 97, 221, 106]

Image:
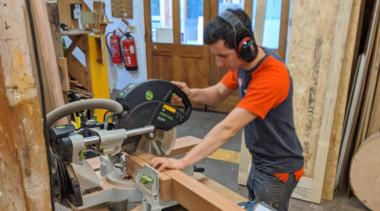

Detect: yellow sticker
[163, 104, 176, 113]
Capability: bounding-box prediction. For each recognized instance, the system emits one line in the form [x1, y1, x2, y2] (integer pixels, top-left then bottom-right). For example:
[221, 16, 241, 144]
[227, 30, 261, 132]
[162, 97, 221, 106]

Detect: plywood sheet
[287, 0, 340, 178]
[350, 133, 380, 211]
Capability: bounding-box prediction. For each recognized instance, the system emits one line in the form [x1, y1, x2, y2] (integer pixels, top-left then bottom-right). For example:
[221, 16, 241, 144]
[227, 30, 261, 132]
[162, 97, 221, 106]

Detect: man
[151, 9, 304, 211]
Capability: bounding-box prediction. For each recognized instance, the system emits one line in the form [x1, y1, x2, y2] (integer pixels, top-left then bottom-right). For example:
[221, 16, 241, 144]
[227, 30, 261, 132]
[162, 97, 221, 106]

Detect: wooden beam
[192, 173, 247, 204]
[46, 3, 64, 57]
[136, 153, 245, 211]
[0, 0, 51, 209]
[30, 0, 67, 125]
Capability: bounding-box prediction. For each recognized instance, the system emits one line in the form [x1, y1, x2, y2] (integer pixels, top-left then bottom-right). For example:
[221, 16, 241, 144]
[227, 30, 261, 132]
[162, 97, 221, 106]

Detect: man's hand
[150, 157, 186, 172]
[172, 81, 193, 102]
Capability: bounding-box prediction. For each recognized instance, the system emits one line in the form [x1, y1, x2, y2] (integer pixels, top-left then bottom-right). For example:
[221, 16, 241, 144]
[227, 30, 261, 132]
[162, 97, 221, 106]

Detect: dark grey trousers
[247, 165, 300, 211]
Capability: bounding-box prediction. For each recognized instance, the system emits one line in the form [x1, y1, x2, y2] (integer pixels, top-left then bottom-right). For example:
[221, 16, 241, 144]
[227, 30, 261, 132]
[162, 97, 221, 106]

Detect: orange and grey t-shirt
[222, 48, 304, 176]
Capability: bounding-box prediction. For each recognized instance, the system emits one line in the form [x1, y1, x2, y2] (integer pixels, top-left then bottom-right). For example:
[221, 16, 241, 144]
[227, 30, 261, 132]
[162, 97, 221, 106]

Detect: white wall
[81, 0, 148, 92]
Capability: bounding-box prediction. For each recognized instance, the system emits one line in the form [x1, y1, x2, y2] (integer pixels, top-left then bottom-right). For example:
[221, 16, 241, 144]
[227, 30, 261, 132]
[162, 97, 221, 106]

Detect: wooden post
[30, 0, 67, 126]
[0, 0, 51, 210]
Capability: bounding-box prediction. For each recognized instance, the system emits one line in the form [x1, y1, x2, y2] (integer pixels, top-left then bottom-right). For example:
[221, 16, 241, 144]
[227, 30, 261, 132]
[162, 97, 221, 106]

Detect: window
[180, 0, 204, 45]
[151, 0, 174, 43]
[252, 0, 282, 49]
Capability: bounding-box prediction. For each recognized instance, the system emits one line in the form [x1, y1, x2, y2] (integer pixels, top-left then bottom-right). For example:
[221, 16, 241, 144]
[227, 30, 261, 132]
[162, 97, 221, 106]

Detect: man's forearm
[190, 86, 222, 105]
[180, 122, 236, 168]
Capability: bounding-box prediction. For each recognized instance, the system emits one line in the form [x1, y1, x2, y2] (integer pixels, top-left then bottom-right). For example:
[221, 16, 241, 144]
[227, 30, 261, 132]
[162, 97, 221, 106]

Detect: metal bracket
[135, 164, 161, 211]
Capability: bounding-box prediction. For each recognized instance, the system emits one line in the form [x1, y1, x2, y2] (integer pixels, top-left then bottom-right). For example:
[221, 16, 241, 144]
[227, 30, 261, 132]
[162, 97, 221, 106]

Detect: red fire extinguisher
[120, 33, 138, 71]
[106, 30, 122, 64]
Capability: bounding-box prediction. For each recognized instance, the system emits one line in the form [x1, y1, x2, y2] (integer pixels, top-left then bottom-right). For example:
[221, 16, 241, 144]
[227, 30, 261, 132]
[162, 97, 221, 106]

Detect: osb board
[58, 0, 92, 29]
[322, 0, 361, 200]
[287, 0, 341, 178]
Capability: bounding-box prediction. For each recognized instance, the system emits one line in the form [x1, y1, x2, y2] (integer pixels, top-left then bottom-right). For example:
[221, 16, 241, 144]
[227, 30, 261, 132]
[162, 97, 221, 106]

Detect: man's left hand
[150, 157, 186, 172]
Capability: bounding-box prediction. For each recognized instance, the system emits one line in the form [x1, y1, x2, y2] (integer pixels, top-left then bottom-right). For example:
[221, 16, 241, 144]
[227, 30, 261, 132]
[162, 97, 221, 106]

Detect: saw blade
[135, 127, 177, 156]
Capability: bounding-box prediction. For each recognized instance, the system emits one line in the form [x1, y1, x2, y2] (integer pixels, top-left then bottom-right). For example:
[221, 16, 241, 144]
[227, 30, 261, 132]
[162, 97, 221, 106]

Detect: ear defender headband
[218, 10, 258, 63]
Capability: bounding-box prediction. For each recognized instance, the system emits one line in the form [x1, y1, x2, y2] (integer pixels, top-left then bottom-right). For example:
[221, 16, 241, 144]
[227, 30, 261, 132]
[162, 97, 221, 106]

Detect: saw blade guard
[116, 79, 193, 156]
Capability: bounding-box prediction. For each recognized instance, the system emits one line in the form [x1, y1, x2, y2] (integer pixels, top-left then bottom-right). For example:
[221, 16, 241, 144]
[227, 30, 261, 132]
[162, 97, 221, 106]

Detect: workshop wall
[66, 0, 147, 93]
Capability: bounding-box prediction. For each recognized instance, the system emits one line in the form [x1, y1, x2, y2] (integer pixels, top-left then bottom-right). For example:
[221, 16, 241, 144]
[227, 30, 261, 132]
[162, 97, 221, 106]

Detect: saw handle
[173, 86, 192, 118]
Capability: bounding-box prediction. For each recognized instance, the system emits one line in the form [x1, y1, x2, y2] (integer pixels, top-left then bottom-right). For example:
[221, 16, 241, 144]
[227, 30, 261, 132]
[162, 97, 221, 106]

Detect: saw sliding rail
[83, 125, 155, 145]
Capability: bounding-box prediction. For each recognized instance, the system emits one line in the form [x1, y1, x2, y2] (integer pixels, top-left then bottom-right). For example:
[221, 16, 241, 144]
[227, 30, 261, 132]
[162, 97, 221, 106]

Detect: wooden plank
[93, 1, 103, 30]
[367, 68, 380, 136]
[237, 0, 268, 185]
[167, 169, 245, 211]
[163, 136, 202, 157]
[126, 155, 172, 202]
[308, 0, 353, 203]
[277, 0, 290, 60]
[322, 0, 362, 200]
[0, 0, 51, 209]
[334, 55, 366, 189]
[31, 0, 68, 126]
[253, 0, 267, 45]
[46, 3, 64, 57]
[350, 133, 380, 211]
[136, 153, 245, 211]
[238, 131, 250, 185]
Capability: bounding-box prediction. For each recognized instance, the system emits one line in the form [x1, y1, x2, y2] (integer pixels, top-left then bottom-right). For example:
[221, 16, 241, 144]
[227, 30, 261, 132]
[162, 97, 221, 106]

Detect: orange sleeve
[236, 68, 290, 119]
[221, 69, 238, 90]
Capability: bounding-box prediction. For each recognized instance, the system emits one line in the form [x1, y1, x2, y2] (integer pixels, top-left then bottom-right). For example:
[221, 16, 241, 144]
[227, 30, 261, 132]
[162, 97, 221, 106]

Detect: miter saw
[46, 79, 193, 210]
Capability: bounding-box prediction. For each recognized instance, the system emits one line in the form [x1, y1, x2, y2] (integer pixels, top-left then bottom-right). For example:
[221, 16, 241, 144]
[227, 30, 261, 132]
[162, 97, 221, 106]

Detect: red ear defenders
[218, 10, 259, 63]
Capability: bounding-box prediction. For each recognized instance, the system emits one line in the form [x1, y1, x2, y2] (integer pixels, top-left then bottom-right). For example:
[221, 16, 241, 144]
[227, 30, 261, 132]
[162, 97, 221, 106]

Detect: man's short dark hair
[204, 9, 253, 50]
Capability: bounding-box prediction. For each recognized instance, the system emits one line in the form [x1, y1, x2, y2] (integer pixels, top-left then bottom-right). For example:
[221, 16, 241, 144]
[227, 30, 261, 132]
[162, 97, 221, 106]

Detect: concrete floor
[174, 110, 369, 211]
